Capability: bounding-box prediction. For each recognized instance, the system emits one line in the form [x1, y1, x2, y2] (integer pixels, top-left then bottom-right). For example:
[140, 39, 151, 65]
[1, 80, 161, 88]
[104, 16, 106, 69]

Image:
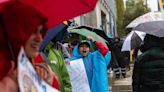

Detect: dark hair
[78, 42, 90, 49]
[140, 34, 164, 52]
[114, 37, 120, 41]
[70, 39, 80, 46]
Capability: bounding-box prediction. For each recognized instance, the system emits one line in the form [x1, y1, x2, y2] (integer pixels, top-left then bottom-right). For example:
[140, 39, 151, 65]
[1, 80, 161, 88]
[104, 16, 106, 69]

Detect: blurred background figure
[112, 37, 126, 78]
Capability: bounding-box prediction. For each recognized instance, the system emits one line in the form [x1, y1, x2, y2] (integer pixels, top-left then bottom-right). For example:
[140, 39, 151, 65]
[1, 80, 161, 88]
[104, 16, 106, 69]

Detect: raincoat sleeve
[47, 48, 72, 92]
[91, 50, 111, 92]
[132, 60, 141, 92]
[57, 52, 72, 92]
[95, 41, 109, 56]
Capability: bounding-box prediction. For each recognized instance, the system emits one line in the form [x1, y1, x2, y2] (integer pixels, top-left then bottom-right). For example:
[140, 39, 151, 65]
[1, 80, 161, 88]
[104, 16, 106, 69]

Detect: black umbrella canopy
[72, 25, 112, 42]
[131, 32, 142, 49]
[133, 21, 164, 38]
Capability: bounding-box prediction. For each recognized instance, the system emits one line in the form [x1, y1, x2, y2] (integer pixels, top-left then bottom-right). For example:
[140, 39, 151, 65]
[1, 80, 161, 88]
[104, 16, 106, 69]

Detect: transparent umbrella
[121, 31, 146, 51]
[126, 12, 164, 28]
[68, 28, 108, 46]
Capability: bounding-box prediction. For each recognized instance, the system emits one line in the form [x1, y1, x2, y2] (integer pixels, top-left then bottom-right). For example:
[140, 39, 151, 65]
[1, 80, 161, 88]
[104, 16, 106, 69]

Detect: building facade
[73, 0, 117, 37]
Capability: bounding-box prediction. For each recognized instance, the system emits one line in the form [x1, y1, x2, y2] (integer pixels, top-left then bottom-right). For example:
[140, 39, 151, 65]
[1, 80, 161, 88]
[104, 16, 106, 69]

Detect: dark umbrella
[39, 23, 68, 51]
[73, 25, 112, 42]
[69, 28, 108, 46]
[133, 21, 164, 37]
[131, 33, 142, 49]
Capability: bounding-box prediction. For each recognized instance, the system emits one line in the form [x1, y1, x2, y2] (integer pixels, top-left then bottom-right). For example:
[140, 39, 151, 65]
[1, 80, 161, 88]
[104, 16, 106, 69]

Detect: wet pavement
[108, 66, 133, 92]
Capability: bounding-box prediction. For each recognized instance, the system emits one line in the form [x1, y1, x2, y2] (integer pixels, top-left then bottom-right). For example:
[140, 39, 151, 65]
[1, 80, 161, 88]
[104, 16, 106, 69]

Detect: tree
[115, 0, 125, 37]
[123, 0, 150, 33]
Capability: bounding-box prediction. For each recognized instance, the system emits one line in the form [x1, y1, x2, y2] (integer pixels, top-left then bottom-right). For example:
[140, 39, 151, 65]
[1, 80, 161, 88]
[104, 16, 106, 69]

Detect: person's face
[78, 44, 90, 57]
[68, 43, 74, 49]
[70, 44, 74, 49]
[25, 25, 44, 59]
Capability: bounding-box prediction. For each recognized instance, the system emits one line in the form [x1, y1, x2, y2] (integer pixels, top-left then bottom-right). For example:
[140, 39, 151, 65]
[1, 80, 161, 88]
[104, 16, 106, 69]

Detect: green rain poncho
[43, 42, 72, 92]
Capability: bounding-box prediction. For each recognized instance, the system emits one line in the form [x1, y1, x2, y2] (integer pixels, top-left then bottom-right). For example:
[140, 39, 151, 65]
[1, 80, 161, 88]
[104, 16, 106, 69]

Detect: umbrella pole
[0, 15, 17, 67]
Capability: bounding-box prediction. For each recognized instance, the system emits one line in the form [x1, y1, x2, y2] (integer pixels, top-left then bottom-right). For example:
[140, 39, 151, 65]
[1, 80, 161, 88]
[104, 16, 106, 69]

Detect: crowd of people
[0, 1, 111, 92]
[1, 0, 164, 92]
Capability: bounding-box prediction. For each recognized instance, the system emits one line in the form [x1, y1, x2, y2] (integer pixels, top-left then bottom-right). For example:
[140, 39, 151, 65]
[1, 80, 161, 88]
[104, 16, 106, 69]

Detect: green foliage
[115, 0, 125, 37]
[123, 0, 150, 30]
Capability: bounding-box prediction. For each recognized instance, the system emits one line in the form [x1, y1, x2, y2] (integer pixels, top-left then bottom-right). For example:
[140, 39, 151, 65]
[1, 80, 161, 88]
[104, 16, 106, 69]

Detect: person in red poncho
[0, 1, 59, 92]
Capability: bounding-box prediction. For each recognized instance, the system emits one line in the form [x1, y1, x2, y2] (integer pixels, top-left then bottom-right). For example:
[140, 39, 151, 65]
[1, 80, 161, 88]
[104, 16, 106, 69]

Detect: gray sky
[147, 0, 158, 11]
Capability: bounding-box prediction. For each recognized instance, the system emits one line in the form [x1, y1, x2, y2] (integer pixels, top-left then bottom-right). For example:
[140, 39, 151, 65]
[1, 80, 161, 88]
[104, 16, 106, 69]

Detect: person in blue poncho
[65, 36, 111, 92]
